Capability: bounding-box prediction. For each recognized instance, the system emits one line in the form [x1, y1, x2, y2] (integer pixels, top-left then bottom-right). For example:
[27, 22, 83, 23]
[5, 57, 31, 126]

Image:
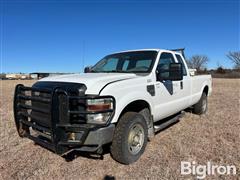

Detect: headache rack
[13, 84, 114, 154]
[170, 48, 186, 58]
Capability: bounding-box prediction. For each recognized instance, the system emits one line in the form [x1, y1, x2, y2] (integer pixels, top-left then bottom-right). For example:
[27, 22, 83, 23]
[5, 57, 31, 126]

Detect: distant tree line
[186, 51, 240, 71]
[186, 55, 209, 71]
[227, 51, 240, 69]
[185, 51, 240, 78]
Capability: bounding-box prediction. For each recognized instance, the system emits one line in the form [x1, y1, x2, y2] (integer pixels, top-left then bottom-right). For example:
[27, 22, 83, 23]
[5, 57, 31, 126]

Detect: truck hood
[39, 73, 137, 94]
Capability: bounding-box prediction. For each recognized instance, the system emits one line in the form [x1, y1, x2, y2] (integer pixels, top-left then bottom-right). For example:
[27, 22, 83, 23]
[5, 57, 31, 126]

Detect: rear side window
[175, 54, 187, 76]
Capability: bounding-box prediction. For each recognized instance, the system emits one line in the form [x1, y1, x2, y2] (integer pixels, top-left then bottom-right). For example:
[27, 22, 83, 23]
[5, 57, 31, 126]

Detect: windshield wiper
[109, 70, 129, 73]
[110, 70, 123, 72]
[91, 70, 131, 73]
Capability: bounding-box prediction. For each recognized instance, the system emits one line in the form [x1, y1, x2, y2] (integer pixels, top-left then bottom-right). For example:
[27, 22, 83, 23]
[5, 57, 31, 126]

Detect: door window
[157, 53, 175, 79]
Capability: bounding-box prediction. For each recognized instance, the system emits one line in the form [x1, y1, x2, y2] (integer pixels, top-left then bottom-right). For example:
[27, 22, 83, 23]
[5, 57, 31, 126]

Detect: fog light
[67, 132, 84, 142]
[68, 132, 76, 141]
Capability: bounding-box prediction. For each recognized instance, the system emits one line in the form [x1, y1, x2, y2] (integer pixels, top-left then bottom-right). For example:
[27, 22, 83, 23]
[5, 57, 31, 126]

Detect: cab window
[157, 52, 175, 79]
[175, 54, 187, 76]
[99, 58, 118, 71]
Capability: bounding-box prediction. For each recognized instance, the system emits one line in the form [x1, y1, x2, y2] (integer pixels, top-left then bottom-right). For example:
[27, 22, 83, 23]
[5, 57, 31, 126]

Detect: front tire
[193, 92, 208, 115]
[110, 112, 148, 164]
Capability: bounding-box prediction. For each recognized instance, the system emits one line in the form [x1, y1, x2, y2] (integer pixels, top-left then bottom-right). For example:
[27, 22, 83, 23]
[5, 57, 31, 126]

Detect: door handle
[180, 81, 183, 89]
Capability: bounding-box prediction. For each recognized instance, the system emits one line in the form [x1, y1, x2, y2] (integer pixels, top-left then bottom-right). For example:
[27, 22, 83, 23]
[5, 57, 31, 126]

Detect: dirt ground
[0, 79, 239, 179]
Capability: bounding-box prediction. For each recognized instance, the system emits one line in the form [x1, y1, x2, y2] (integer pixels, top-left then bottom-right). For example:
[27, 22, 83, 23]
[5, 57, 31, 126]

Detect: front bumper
[13, 84, 115, 155]
[19, 122, 115, 154]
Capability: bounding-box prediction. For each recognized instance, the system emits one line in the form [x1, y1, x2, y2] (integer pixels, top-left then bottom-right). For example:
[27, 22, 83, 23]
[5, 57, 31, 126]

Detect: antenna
[82, 40, 85, 73]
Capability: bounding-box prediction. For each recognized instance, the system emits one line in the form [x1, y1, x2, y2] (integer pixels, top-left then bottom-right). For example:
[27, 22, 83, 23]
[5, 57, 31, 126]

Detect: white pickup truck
[14, 49, 212, 164]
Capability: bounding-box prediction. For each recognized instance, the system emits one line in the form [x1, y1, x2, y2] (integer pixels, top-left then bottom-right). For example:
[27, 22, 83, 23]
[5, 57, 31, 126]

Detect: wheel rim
[202, 98, 207, 112]
[128, 124, 144, 155]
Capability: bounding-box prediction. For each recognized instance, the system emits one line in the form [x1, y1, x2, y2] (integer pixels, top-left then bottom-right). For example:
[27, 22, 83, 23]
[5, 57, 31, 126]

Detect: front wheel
[110, 112, 148, 164]
[193, 92, 208, 115]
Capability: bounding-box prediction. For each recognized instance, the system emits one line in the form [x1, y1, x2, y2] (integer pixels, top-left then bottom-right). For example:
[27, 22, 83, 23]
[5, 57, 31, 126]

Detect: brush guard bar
[13, 84, 115, 154]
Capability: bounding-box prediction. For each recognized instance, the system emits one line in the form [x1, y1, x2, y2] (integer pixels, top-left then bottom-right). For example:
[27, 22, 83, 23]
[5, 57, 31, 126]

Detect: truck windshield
[91, 51, 158, 73]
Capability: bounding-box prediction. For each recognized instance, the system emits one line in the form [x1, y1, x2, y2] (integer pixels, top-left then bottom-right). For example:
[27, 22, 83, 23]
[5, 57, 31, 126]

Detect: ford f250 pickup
[14, 49, 212, 164]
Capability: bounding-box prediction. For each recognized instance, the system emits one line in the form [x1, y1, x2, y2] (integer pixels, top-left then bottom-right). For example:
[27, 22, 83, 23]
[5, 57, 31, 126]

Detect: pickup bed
[14, 49, 212, 164]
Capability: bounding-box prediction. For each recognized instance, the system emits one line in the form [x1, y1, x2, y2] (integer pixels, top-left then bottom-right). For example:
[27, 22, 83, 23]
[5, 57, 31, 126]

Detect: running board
[154, 113, 184, 133]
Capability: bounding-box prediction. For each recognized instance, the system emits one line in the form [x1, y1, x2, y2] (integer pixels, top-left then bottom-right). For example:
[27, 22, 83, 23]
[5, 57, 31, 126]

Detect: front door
[153, 52, 190, 121]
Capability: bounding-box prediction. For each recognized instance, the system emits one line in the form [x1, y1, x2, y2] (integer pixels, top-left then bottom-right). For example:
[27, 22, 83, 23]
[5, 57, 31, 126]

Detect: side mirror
[84, 66, 92, 73]
[157, 63, 183, 81]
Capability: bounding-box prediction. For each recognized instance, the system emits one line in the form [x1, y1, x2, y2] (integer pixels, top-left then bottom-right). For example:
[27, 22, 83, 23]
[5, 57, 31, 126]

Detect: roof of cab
[111, 48, 183, 56]
[113, 49, 160, 54]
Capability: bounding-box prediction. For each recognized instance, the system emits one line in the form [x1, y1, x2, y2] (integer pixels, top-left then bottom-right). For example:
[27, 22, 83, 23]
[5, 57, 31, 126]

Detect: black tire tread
[193, 92, 207, 115]
[110, 112, 147, 164]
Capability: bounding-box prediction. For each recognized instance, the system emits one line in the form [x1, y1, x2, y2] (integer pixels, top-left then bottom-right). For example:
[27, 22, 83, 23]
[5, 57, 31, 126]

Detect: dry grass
[0, 79, 239, 179]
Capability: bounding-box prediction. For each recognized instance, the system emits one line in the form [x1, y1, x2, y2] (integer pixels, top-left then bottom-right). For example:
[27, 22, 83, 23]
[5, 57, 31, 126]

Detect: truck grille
[16, 86, 52, 128]
[14, 82, 87, 131]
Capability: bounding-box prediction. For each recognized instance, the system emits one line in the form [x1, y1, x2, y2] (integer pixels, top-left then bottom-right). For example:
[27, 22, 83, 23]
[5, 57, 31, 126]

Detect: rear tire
[193, 92, 208, 115]
[110, 112, 148, 164]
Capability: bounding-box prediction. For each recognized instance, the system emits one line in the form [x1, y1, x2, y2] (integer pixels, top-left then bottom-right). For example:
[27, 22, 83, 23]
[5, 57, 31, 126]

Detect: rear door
[174, 53, 192, 108]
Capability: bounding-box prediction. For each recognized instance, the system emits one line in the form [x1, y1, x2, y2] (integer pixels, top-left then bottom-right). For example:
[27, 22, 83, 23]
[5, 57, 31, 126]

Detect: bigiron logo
[181, 161, 237, 179]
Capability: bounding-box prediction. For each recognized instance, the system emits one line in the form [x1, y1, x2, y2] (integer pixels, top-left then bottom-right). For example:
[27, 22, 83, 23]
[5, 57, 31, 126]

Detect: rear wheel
[110, 112, 148, 164]
[193, 92, 208, 115]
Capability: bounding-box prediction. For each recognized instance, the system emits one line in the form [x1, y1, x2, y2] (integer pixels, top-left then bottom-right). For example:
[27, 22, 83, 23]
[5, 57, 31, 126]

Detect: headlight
[86, 97, 114, 124]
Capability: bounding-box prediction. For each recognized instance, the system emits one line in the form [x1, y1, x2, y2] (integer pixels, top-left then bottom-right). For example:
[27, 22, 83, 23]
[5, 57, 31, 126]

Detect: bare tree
[187, 55, 209, 71]
[227, 51, 240, 69]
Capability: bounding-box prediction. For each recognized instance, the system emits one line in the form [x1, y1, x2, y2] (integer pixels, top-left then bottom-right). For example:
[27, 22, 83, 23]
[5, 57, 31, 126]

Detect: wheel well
[203, 86, 209, 95]
[118, 100, 154, 138]
[120, 100, 151, 116]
